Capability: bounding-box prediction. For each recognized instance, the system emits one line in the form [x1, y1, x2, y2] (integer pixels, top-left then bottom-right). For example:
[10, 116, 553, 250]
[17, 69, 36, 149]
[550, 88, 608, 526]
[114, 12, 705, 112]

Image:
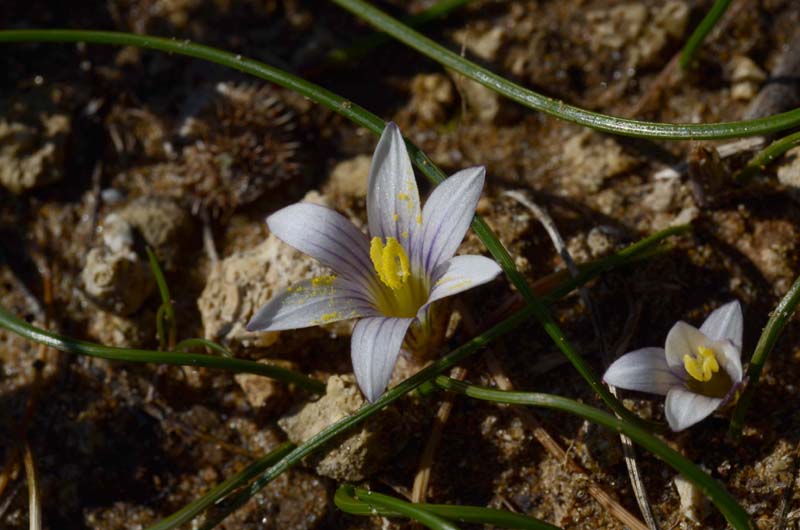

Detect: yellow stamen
[370, 236, 410, 290]
[683, 345, 720, 382]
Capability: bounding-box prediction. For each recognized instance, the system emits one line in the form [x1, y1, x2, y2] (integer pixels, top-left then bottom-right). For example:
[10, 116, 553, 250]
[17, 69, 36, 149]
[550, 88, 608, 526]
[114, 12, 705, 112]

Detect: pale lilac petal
[665, 387, 722, 431]
[603, 348, 682, 395]
[246, 278, 377, 331]
[366, 122, 422, 245]
[351, 316, 414, 402]
[700, 300, 743, 349]
[417, 255, 501, 317]
[419, 166, 485, 275]
[664, 321, 708, 372]
[715, 340, 743, 383]
[267, 203, 374, 286]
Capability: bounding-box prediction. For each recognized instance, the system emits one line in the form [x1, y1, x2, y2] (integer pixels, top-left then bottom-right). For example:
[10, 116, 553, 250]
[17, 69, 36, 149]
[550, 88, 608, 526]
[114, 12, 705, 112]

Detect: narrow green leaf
[679, 0, 733, 69]
[326, 0, 800, 140]
[735, 130, 800, 181]
[337, 486, 461, 530]
[175, 337, 234, 358]
[729, 272, 800, 438]
[0, 305, 325, 394]
[335, 484, 560, 530]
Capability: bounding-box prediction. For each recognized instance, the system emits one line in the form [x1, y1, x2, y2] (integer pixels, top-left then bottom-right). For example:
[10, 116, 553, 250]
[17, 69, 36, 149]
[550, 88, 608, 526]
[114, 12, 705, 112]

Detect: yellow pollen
[401, 230, 409, 239]
[397, 192, 409, 201]
[311, 275, 336, 286]
[683, 345, 720, 382]
[369, 236, 410, 290]
[416, 213, 422, 225]
[392, 213, 399, 222]
[320, 312, 340, 322]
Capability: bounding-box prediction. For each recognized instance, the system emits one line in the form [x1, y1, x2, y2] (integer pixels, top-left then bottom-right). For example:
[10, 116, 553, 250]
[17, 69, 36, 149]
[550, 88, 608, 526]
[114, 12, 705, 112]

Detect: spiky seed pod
[178, 82, 303, 216]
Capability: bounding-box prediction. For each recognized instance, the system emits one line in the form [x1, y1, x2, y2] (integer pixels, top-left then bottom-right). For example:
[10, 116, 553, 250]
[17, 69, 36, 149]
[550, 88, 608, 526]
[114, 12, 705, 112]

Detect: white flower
[247, 123, 501, 401]
[603, 300, 744, 431]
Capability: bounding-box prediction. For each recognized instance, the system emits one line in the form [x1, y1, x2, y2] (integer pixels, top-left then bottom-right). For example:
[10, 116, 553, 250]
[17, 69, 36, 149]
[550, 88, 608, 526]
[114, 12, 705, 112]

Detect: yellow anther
[683, 345, 720, 382]
[370, 236, 410, 290]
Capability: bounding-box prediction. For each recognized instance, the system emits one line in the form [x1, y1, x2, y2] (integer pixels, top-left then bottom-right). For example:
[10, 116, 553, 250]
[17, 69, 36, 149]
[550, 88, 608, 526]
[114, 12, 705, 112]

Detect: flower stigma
[683, 345, 720, 382]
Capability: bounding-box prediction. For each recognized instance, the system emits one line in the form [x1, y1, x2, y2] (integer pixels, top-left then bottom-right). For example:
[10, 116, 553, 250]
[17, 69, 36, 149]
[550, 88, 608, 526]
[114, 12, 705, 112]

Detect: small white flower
[603, 300, 744, 431]
[247, 123, 501, 401]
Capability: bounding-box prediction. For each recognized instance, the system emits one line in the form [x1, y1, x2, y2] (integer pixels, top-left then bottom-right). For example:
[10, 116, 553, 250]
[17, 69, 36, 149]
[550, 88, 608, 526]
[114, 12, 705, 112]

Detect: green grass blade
[175, 337, 234, 358]
[729, 272, 800, 438]
[735, 130, 800, 181]
[328, 0, 800, 140]
[679, 0, 733, 69]
[0, 305, 325, 393]
[146, 442, 294, 530]
[335, 484, 560, 529]
[336, 486, 461, 530]
[146, 247, 177, 350]
[434, 377, 752, 530]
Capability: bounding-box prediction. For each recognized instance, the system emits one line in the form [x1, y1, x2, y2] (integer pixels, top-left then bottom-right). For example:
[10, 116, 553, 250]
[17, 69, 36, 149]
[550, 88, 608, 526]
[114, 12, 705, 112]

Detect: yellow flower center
[368, 236, 426, 318]
[370, 236, 410, 290]
[683, 345, 719, 382]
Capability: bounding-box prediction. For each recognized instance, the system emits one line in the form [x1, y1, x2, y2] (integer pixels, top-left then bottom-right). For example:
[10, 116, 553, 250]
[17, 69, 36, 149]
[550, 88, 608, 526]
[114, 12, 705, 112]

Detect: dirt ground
[2, 0, 800, 529]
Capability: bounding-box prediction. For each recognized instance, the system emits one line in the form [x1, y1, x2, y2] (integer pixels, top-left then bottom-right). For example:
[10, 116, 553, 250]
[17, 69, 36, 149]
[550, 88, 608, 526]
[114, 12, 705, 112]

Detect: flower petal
[602, 347, 682, 395]
[351, 316, 414, 402]
[664, 321, 708, 372]
[418, 255, 501, 317]
[700, 300, 743, 349]
[246, 277, 376, 332]
[716, 340, 743, 383]
[419, 166, 485, 275]
[267, 203, 374, 286]
[367, 122, 422, 245]
[665, 387, 722, 431]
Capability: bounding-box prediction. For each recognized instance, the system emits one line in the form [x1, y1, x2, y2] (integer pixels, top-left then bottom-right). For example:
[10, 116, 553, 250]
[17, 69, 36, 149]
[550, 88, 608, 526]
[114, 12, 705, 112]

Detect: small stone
[117, 197, 193, 270]
[0, 114, 70, 194]
[730, 56, 766, 102]
[82, 247, 155, 316]
[278, 375, 408, 481]
[776, 146, 800, 203]
[87, 310, 151, 348]
[453, 26, 505, 61]
[561, 131, 637, 193]
[449, 71, 501, 123]
[235, 359, 298, 411]
[325, 154, 371, 203]
[407, 73, 455, 126]
[673, 474, 708, 523]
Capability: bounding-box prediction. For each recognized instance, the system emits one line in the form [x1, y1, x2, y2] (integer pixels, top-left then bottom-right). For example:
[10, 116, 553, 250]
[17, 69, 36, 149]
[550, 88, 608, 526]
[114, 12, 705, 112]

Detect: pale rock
[449, 71, 501, 123]
[117, 196, 193, 270]
[235, 359, 298, 411]
[87, 310, 151, 348]
[325, 154, 371, 202]
[730, 55, 767, 102]
[82, 246, 155, 316]
[278, 374, 408, 481]
[453, 26, 505, 61]
[673, 474, 708, 523]
[0, 115, 70, 194]
[407, 73, 455, 125]
[776, 146, 800, 203]
[562, 131, 637, 193]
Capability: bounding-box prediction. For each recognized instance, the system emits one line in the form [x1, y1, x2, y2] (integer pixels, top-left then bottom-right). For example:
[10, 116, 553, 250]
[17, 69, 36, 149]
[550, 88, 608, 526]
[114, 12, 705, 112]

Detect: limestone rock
[777, 146, 800, 203]
[198, 234, 324, 351]
[278, 375, 408, 481]
[82, 247, 155, 316]
[324, 154, 371, 205]
[235, 359, 298, 411]
[0, 114, 70, 194]
[117, 196, 193, 270]
[673, 474, 708, 523]
[561, 130, 637, 193]
[731, 55, 767, 101]
[407, 73, 455, 126]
